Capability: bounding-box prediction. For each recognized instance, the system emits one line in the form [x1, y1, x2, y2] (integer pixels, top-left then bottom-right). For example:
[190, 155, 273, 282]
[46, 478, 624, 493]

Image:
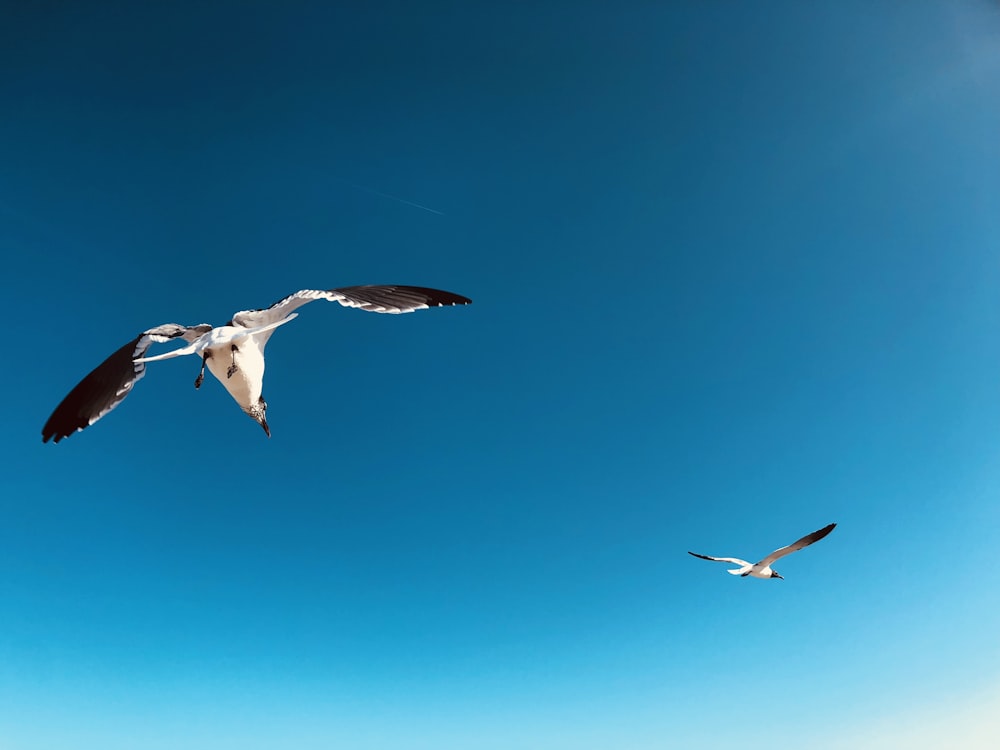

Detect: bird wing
[687, 552, 751, 567]
[42, 323, 209, 443]
[230, 285, 472, 328]
[758, 523, 837, 567]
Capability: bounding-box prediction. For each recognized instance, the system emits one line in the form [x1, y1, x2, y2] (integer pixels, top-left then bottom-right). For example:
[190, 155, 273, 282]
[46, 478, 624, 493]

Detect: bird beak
[258, 416, 271, 438]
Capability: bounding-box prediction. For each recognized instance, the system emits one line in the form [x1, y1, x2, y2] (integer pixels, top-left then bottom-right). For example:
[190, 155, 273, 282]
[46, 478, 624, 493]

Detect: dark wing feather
[330, 285, 472, 313]
[231, 285, 471, 328]
[688, 552, 751, 566]
[688, 552, 719, 561]
[42, 324, 199, 443]
[759, 523, 837, 567]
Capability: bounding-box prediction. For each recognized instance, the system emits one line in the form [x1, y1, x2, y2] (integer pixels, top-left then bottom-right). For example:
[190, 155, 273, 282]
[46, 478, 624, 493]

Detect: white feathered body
[203, 327, 268, 413]
[727, 564, 775, 578]
[136, 315, 296, 413]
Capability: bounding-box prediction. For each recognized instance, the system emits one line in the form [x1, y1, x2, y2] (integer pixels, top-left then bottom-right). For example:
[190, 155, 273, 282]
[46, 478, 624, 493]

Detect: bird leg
[227, 344, 239, 378]
[194, 352, 210, 389]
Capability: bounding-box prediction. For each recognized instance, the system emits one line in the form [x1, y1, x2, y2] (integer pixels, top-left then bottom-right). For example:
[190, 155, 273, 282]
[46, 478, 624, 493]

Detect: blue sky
[2, 1, 1000, 748]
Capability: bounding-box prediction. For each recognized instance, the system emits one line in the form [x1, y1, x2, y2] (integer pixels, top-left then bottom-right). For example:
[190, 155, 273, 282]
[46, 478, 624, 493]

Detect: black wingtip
[390, 286, 471, 307]
[809, 523, 837, 543]
[416, 287, 472, 307]
[42, 417, 72, 444]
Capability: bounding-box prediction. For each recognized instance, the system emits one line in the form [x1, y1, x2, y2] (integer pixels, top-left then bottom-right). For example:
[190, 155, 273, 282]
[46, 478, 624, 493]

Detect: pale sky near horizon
[2, 2, 1000, 748]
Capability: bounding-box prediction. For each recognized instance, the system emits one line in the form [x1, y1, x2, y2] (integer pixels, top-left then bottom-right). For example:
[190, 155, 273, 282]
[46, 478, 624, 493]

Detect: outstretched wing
[687, 552, 751, 567]
[42, 324, 209, 443]
[758, 523, 836, 567]
[230, 285, 472, 328]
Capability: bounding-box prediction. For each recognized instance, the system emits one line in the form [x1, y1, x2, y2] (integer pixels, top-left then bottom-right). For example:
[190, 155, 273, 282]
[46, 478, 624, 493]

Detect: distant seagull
[688, 523, 836, 579]
[42, 285, 471, 443]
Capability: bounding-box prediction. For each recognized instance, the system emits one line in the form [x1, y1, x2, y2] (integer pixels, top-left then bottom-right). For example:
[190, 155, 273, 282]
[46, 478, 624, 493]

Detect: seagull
[42, 285, 471, 443]
[688, 523, 836, 579]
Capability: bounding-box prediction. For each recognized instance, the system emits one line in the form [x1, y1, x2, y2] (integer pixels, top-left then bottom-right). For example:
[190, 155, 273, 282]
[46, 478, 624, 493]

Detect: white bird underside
[42, 285, 471, 443]
[688, 523, 836, 579]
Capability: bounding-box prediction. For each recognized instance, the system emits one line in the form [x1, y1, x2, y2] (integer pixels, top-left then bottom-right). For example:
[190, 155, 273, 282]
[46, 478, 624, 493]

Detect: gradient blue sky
[3, 2, 1000, 748]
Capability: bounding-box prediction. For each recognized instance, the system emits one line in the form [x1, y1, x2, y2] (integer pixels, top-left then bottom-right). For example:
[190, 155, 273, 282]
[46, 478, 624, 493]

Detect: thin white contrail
[347, 182, 445, 216]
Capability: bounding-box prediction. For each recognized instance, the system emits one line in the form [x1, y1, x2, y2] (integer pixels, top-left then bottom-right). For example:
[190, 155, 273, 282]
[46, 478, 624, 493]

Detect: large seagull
[688, 523, 836, 579]
[42, 285, 471, 443]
